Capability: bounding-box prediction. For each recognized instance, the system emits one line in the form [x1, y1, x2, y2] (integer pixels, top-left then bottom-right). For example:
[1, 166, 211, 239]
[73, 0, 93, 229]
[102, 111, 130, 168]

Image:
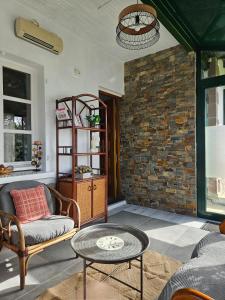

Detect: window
[0, 62, 33, 165]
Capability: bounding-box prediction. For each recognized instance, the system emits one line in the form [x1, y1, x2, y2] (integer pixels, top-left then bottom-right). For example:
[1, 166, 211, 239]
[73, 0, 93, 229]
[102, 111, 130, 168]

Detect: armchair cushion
[9, 215, 74, 246]
[10, 185, 50, 223]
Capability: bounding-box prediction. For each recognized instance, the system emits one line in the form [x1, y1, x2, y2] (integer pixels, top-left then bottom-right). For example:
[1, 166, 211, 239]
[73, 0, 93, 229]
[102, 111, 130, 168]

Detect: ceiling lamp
[116, 1, 160, 50]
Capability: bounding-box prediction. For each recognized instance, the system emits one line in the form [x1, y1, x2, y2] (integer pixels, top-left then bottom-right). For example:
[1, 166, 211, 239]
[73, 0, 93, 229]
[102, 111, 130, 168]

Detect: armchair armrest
[0, 210, 26, 252]
[219, 220, 225, 234]
[172, 288, 213, 300]
[48, 186, 80, 229]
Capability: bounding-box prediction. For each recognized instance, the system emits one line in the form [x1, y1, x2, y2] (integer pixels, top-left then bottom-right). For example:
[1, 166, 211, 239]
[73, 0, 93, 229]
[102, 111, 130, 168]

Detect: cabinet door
[93, 178, 106, 217]
[76, 181, 92, 224]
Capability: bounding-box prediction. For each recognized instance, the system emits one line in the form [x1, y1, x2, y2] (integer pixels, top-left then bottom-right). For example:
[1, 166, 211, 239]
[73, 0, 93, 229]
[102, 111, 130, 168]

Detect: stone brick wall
[120, 45, 196, 215]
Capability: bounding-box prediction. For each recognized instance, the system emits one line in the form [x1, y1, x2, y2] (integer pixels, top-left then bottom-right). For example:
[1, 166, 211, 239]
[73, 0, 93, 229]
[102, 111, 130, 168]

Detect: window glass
[3, 67, 31, 100]
[4, 100, 31, 130]
[4, 133, 31, 162]
[201, 51, 225, 79]
[205, 86, 225, 214]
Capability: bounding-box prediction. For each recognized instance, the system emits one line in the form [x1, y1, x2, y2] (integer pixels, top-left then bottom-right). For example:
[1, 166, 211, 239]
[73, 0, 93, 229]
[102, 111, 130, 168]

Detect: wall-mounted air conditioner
[15, 17, 63, 54]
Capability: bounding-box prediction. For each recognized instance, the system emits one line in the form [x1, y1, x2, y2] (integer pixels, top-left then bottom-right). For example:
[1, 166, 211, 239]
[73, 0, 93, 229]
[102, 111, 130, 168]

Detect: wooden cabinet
[58, 176, 106, 224]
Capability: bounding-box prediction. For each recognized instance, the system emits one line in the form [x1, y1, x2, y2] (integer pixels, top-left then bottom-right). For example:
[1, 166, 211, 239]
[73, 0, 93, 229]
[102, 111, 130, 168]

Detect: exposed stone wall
[120, 45, 196, 215]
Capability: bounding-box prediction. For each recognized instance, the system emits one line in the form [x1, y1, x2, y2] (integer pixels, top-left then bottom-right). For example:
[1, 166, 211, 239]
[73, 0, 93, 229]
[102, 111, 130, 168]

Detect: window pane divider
[3, 95, 31, 104]
[3, 129, 32, 134]
[5, 160, 32, 164]
[6, 161, 32, 166]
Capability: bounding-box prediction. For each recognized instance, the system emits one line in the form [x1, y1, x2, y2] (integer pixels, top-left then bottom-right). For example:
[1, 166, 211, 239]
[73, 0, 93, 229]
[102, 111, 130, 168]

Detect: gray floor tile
[109, 210, 151, 227]
[0, 248, 16, 264]
[17, 273, 71, 300]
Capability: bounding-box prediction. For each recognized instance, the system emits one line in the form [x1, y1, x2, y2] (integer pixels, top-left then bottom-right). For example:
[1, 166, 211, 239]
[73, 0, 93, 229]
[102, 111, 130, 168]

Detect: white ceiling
[16, 0, 178, 62]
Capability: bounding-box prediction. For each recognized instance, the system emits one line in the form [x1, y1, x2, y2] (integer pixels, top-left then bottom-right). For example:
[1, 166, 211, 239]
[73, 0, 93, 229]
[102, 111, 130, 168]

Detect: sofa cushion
[158, 232, 225, 300]
[9, 215, 74, 246]
[10, 185, 51, 224]
[191, 231, 225, 258]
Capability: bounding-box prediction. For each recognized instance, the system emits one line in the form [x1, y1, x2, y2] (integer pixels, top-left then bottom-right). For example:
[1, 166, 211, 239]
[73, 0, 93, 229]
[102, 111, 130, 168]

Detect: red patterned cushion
[10, 185, 51, 224]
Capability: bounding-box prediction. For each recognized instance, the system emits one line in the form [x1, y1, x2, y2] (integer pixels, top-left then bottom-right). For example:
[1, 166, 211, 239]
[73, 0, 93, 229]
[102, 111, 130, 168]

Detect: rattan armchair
[172, 288, 213, 300]
[219, 220, 225, 234]
[0, 180, 80, 290]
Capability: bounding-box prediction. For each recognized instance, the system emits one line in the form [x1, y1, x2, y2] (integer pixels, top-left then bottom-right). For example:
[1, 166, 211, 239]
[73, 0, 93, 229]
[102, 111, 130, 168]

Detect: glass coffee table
[71, 223, 150, 300]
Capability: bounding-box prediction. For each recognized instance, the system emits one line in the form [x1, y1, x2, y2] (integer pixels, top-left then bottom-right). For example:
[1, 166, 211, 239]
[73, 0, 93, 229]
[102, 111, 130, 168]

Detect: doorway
[197, 50, 225, 221]
[99, 90, 122, 204]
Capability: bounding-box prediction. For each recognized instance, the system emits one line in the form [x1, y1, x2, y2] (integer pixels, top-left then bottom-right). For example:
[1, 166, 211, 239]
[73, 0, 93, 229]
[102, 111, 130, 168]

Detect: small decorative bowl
[0, 165, 14, 175]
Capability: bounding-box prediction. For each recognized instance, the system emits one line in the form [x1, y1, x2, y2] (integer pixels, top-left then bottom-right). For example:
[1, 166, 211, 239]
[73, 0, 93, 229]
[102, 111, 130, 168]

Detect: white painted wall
[0, 0, 124, 177]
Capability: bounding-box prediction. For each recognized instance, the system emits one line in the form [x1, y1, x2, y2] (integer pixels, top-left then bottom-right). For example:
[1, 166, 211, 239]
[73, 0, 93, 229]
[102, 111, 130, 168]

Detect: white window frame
[0, 58, 37, 169]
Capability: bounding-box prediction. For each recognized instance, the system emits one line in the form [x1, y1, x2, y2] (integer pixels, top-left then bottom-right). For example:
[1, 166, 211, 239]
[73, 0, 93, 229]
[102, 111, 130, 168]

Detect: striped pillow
[10, 185, 50, 224]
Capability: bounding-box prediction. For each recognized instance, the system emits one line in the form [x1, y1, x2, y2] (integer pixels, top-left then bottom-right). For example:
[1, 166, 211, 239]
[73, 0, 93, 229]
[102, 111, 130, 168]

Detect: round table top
[71, 223, 150, 264]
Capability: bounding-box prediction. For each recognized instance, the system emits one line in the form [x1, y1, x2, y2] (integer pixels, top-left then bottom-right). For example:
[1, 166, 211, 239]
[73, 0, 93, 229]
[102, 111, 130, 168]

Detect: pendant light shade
[116, 3, 160, 50]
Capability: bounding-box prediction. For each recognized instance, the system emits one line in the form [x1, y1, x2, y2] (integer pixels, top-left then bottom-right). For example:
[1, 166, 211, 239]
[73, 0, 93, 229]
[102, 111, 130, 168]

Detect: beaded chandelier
[116, 1, 160, 50]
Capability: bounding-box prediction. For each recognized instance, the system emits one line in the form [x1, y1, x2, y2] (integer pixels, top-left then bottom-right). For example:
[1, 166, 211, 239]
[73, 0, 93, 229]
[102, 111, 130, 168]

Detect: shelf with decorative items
[75, 165, 93, 179]
[58, 126, 106, 131]
[56, 94, 108, 225]
[58, 153, 107, 156]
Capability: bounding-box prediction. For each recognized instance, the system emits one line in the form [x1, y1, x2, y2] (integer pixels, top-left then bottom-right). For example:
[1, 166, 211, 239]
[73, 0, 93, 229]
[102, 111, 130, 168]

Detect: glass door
[197, 50, 225, 221]
[205, 86, 225, 215]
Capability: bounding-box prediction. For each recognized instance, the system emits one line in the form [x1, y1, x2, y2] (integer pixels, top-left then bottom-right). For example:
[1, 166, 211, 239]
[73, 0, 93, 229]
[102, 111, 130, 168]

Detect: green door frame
[196, 50, 225, 221]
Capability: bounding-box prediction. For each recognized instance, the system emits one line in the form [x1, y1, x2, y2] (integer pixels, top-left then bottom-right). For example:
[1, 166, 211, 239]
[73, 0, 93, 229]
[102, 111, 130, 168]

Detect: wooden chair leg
[0, 238, 3, 251]
[0, 229, 3, 252]
[19, 256, 26, 290]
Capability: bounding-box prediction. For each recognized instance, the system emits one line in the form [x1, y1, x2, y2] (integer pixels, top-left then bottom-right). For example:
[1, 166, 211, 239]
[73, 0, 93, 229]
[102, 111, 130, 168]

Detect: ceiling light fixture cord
[97, 0, 113, 10]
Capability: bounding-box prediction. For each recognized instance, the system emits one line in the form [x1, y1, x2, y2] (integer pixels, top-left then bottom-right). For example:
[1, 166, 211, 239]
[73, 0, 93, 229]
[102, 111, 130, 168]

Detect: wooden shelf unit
[58, 153, 107, 156]
[56, 94, 108, 225]
[57, 125, 106, 131]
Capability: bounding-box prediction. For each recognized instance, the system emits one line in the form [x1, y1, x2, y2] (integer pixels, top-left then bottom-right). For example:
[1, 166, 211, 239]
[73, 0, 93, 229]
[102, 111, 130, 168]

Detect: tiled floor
[122, 204, 208, 228]
[0, 203, 211, 300]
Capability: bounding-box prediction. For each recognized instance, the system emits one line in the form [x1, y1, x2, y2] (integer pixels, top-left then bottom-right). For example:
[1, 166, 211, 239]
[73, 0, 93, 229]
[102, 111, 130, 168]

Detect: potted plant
[75, 165, 93, 179]
[86, 114, 101, 128]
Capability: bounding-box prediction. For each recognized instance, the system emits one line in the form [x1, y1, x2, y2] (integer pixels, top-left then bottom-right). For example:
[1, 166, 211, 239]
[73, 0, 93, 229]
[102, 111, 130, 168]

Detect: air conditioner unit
[15, 17, 63, 54]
